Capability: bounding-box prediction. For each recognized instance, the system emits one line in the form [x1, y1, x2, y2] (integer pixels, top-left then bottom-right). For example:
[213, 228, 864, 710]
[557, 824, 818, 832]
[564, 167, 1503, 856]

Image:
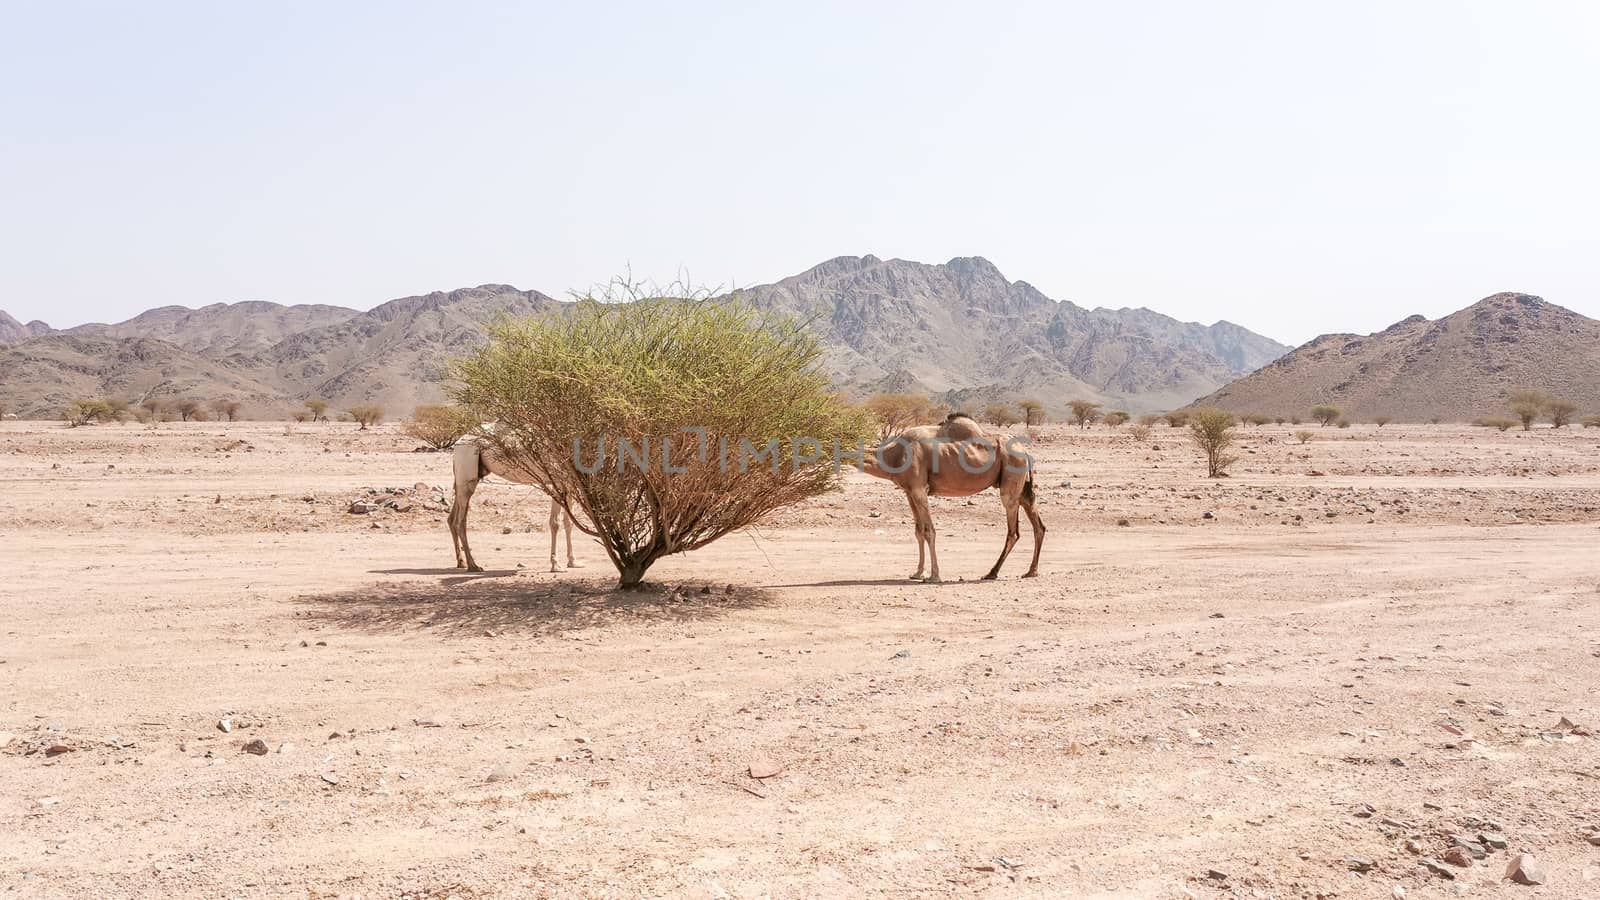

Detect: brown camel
[448, 440, 580, 573]
[863, 413, 1044, 582]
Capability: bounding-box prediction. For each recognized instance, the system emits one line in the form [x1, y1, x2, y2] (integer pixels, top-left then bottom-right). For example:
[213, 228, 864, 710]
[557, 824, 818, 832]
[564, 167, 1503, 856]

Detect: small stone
[1420, 858, 1456, 880]
[241, 739, 269, 756]
[486, 764, 517, 783]
[1353, 803, 1376, 818]
[1586, 833, 1600, 847]
[348, 501, 377, 514]
[1392, 886, 1406, 899]
[1443, 847, 1473, 867]
[1346, 856, 1375, 872]
[501, 526, 513, 534]
[320, 772, 342, 786]
[1204, 869, 1228, 882]
[1451, 837, 1487, 859]
[217, 718, 233, 733]
[891, 649, 910, 659]
[748, 758, 783, 779]
[1504, 854, 1545, 885]
[44, 744, 74, 757]
[412, 714, 447, 728]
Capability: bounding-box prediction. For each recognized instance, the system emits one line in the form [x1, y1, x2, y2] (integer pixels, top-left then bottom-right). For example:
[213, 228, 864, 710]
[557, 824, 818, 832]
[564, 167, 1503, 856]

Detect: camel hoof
[908, 574, 925, 582]
[923, 575, 942, 584]
[981, 572, 999, 581]
[567, 561, 583, 568]
[467, 565, 483, 573]
[1022, 571, 1040, 578]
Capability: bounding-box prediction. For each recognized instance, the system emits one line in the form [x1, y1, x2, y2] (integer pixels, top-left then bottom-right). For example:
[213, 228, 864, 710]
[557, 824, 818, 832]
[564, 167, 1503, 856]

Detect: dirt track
[3, 421, 1599, 898]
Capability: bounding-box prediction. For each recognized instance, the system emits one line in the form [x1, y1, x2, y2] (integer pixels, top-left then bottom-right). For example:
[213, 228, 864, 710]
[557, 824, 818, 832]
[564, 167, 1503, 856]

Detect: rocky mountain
[0, 310, 51, 345]
[1190, 292, 1600, 422]
[66, 301, 359, 358]
[741, 256, 1288, 413]
[0, 257, 1289, 418]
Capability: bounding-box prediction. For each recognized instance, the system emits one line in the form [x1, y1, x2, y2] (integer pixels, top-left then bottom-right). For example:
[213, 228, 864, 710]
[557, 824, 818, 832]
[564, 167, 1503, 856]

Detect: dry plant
[1018, 399, 1045, 426]
[1126, 423, 1152, 442]
[1295, 430, 1314, 444]
[175, 398, 205, 421]
[63, 399, 113, 427]
[1373, 416, 1392, 427]
[1067, 399, 1103, 428]
[404, 404, 475, 450]
[1103, 410, 1130, 427]
[1311, 404, 1340, 426]
[210, 399, 242, 421]
[983, 402, 1022, 428]
[304, 399, 330, 422]
[1163, 410, 1190, 428]
[864, 394, 945, 440]
[347, 405, 384, 430]
[452, 278, 876, 589]
[1336, 418, 1351, 429]
[1581, 415, 1600, 428]
[1507, 389, 1547, 430]
[1476, 417, 1516, 432]
[1545, 397, 1577, 428]
[1188, 408, 1238, 478]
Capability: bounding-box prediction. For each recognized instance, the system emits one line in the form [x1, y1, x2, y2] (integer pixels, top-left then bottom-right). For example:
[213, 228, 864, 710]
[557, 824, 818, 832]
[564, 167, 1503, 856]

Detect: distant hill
[66, 301, 359, 358]
[0, 310, 51, 345]
[1190, 292, 1600, 422]
[741, 255, 1287, 414]
[0, 257, 1288, 418]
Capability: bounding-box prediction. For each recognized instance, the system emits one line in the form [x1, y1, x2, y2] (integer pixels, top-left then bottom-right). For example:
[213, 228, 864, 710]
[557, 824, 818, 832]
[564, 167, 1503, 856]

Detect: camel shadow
[769, 577, 946, 589]
[371, 567, 520, 587]
[296, 574, 771, 637]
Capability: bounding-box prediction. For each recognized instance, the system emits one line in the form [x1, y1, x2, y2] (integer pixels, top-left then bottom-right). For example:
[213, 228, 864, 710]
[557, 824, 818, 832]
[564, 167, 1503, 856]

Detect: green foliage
[1310, 404, 1340, 426]
[63, 399, 113, 427]
[304, 399, 330, 422]
[1187, 408, 1238, 478]
[1103, 410, 1131, 427]
[452, 283, 877, 588]
[404, 404, 475, 449]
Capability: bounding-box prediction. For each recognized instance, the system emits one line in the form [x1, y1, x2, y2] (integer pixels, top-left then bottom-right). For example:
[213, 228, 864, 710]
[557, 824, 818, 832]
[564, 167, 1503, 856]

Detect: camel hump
[938, 413, 987, 441]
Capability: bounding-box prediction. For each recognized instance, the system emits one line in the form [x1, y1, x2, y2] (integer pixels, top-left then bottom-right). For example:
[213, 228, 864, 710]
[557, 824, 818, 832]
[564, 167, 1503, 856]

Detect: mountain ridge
[0, 256, 1288, 418]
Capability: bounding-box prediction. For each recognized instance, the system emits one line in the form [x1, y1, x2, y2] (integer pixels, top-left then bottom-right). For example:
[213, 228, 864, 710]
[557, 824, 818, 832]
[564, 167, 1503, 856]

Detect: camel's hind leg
[450, 443, 484, 572]
[1019, 475, 1045, 578]
[563, 508, 580, 568]
[904, 490, 928, 581]
[983, 472, 1027, 580]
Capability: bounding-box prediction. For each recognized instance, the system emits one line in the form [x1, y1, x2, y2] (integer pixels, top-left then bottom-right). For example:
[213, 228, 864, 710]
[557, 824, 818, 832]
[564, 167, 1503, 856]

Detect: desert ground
[3, 419, 1599, 899]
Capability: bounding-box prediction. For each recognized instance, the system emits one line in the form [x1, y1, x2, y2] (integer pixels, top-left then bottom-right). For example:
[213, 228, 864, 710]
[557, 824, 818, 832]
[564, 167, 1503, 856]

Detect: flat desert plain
[3, 420, 1600, 899]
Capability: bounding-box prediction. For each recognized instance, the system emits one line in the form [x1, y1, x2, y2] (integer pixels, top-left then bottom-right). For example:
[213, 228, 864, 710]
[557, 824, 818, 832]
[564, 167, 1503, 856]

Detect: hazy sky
[3, 1, 1597, 344]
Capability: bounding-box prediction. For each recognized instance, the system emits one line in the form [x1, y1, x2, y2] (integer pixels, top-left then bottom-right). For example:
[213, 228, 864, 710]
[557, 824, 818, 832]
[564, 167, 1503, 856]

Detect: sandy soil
[3, 420, 1599, 899]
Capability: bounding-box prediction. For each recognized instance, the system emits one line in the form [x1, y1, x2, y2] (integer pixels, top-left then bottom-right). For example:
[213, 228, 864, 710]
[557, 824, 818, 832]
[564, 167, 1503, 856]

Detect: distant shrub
[1545, 397, 1577, 428]
[304, 399, 330, 422]
[404, 404, 475, 450]
[1127, 423, 1152, 442]
[1068, 399, 1103, 428]
[1507, 389, 1547, 431]
[63, 399, 113, 427]
[1273, 416, 1286, 425]
[1244, 412, 1272, 427]
[1336, 418, 1351, 429]
[865, 393, 946, 439]
[1188, 408, 1238, 478]
[1290, 416, 1303, 425]
[1373, 416, 1392, 427]
[347, 405, 384, 430]
[1103, 410, 1130, 427]
[1163, 410, 1191, 428]
[1476, 417, 1517, 432]
[210, 399, 242, 422]
[175, 398, 205, 422]
[983, 402, 1023, 427]
[1581, 415, 1600, 428]
[1295, 430, 1314, 444]
[1311, 405, 1341, 427]
[1017, 399, 1045, 427]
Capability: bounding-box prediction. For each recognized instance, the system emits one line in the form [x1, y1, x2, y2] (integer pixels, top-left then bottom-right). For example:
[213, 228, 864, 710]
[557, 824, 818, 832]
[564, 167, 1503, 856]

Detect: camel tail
[1022, 470, 1035, 505]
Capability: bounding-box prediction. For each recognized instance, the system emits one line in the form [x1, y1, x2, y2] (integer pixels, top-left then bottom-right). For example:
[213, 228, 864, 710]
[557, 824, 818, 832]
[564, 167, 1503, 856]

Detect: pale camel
[448, 440, 580, 573]
[863, 413, 1044, 582]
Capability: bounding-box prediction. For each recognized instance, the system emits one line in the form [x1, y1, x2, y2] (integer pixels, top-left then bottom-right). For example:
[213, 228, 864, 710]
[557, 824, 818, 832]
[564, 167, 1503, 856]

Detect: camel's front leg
[911, 488, 941, 583]
[548, 499, 562, 572]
